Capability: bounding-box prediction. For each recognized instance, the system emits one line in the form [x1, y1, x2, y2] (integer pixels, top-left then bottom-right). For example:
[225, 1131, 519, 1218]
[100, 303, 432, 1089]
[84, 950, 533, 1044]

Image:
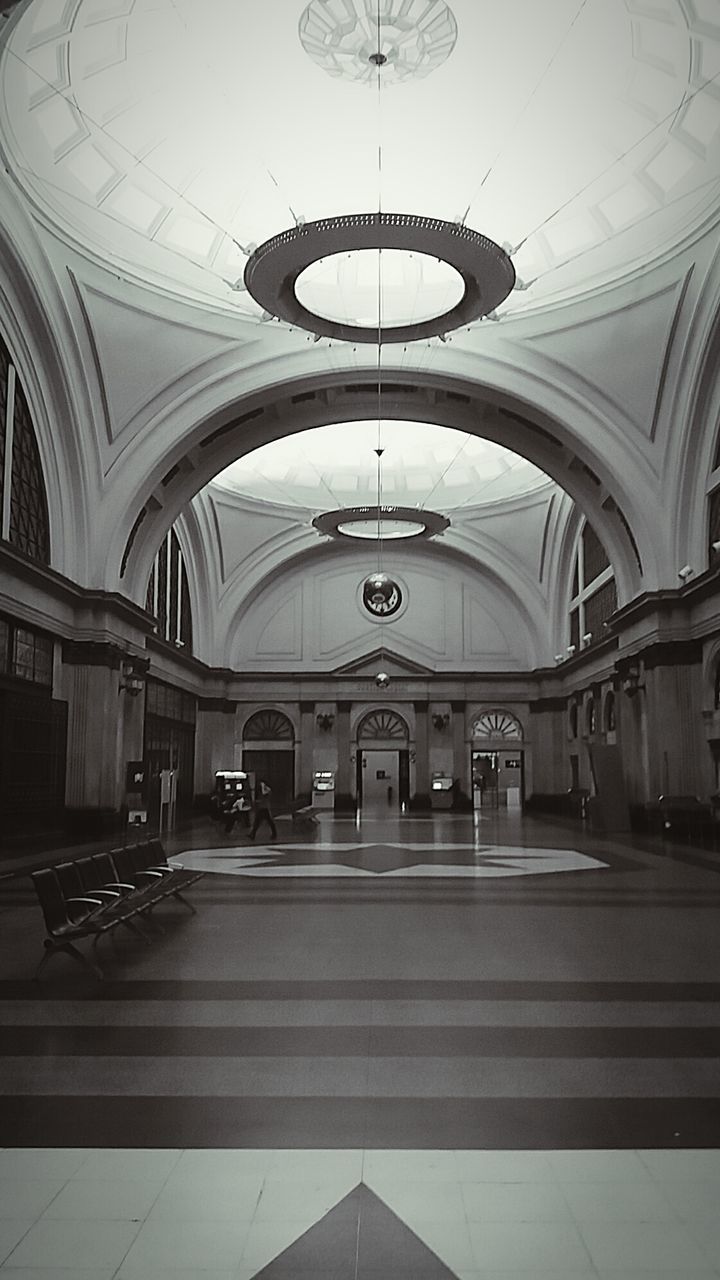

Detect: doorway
[358, 749, 399, 813]
[242, 749, 294, 809]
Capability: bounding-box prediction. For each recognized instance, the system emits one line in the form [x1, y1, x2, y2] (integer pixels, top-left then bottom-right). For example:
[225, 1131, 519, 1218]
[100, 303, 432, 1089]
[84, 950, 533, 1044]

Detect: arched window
[472, 710, 523, 740]
[586, 697, 596, 736]
[243, 709, 294, 742]
[146, 527, 193, 652]
[358, 709, 408, 740]
[0, 334, 50, 564]
[568, 521, 616, 651]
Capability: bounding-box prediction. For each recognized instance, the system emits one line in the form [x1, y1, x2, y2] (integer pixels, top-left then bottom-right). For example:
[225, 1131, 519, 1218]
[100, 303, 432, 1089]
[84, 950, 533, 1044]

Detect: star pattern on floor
[180, 841, 608, 878]
[251, 1181, 459, 1278]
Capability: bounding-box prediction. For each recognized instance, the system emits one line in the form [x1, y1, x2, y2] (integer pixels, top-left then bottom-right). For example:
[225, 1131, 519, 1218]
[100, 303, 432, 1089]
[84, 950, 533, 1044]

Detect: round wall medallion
[362, 572, 403, 617]
[298, 0, 458, 87]
[314, 504, 449, 542]
[243, 213, 515, 344]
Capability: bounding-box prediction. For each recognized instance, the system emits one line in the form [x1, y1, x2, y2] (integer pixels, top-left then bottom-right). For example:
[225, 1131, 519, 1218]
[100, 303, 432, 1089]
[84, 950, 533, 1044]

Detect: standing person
[250, 778, 277, 841]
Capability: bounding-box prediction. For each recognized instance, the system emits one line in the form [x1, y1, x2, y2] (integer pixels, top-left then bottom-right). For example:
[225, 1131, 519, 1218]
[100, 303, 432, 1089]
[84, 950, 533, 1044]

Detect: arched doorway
[241, 709, 295, 808]
[356, 709, 410, 814]
[470, 709, 524, 809]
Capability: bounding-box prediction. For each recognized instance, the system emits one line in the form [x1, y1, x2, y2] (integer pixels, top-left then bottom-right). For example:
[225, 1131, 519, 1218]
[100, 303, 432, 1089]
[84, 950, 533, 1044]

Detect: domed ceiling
[212, 420, 551, 510]
[1, 0, 719, 323]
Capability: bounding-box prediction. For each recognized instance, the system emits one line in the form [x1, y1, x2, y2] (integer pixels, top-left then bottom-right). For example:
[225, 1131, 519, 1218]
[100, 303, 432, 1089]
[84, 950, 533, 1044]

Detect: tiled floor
[3, 1147, 720, 1276]
[1, 809, 720, 1275]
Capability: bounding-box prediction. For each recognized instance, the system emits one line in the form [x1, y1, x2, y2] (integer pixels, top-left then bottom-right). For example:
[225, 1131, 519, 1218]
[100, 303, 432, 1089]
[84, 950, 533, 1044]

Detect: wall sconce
[566, 644, 576, 656]
[554, 653, 564, 663]
[678, 564, 693, 581]
[119, 660, 145, 697]
[582, 632, 593, 647]
[316, 712, 335, 732]
[622, 662, 644, 697]
[431, 712, 450, 731]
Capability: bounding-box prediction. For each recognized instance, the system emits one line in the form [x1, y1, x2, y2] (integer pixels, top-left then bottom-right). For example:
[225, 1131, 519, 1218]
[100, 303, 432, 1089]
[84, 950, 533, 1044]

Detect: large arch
[112, 363, 655, 609]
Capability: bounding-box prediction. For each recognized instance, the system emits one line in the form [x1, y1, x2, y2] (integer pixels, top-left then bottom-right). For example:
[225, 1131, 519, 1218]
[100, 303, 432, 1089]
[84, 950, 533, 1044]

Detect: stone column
[62, 641, 147, 836]
[298, 700, 315, 800]
[196, 699, 237, 794]
[412, 699, 431, 812]
[334, 699, 354, 813]
[451, 700, 469, 808]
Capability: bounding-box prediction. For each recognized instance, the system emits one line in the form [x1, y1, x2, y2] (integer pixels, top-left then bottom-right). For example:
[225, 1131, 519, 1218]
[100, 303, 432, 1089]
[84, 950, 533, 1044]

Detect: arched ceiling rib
[112, 371, 652, 608]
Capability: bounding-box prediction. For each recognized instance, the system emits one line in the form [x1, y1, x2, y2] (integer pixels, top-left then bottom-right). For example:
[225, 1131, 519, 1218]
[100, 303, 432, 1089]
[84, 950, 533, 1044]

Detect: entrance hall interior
[2, 0, 720, 1273]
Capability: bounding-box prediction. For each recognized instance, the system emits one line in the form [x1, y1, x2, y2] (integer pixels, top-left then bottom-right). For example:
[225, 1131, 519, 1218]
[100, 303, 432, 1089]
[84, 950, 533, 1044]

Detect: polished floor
[1, 808, 720, 1276]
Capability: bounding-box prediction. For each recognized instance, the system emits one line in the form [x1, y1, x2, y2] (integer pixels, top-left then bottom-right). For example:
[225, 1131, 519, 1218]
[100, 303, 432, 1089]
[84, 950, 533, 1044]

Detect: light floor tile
[454, 1151, 556, 1182]
[41, 1178, 164, 1221]
[0, 1270, 116, 1279]
[118, 1219, 249, 1271]
[687, 1221, 720, 1267]
[656, 1179, 720, 1222]
[0, 1151, 87, 1180]
[240, 1218, 324, 1271]
[639, 1149, 720, 1181]
[0, 1180, 65, 1220]
[594, 1272, 719, 1280]
[73, 1150, 182, 1183]
[462, 1179, 573, 1222]
[363, 1177, 467, 1223]
[0, 1222, 34, 1267]
[410, 1219, 476, 1272]
[3, 1219, 141, 1270]
[114, 1270, 237, 1280]
[562, 1178, 679, 1222]
[363, 1149, 459, 1182]
[469, 1221, 593, 1271]
[148, 1173, 263, 1222]
[578, 1220, 712, 1271]
[266, 1149, 363, 1180]
[252, 1178, 352, 1222]
[172, 1149, 274, 1180]
[547, 1150, 651, 1182]
[455, 1273, 598, 1280]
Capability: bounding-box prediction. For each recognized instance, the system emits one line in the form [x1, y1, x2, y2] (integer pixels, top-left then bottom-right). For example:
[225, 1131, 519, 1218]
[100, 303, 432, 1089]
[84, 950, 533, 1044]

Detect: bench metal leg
[35, 939, 104, 981]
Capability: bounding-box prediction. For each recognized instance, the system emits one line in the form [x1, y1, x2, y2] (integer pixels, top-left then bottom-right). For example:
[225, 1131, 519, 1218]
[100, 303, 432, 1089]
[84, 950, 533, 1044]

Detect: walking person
[250, 778, 277, 841]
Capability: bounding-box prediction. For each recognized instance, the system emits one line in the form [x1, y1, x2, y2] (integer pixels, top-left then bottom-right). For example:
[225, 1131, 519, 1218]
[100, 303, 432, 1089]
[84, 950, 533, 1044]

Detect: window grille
[243, 709, 294, 741]
[471, 710, 523, 739]
[358, 709, 408, 740]
[146, 527, 193, 651]
[0, 334, 50, 564]
[582, 521, 610, 585]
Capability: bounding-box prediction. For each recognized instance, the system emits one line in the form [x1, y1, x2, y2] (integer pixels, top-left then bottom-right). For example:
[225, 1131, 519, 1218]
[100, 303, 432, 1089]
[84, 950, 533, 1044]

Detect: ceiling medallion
[363, 572, 402, 618]
[244, 213, 515, 343]
[313, 504, 449, 542]
[298, 0, 458, 87]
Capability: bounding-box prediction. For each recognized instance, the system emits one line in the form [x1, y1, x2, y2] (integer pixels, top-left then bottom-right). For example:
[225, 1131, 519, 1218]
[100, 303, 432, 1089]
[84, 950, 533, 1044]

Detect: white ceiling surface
[2, 0, 719, 322]
[213, 420, 551, 511]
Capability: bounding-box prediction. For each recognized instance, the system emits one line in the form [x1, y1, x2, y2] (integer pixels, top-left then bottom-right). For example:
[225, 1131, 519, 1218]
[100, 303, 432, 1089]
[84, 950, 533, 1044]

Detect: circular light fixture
[362, 572, 402, 618]
[375, 671, 391, 689]
[313, 505, 449, 542]
[243, 213, 515, 344]
[298, 0, 458, 87]
[295, 247, 465, 329]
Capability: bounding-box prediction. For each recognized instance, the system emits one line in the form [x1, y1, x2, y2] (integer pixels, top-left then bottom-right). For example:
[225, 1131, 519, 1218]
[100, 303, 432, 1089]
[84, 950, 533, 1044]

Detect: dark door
[242, 750, 294, 808]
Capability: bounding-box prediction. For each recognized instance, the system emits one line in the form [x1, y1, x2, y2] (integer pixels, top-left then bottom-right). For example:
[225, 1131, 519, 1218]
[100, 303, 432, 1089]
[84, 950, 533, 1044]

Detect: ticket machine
[431, 772, 454, 810]
[312, 769, 335, 809]
[212, 770, 252, 820]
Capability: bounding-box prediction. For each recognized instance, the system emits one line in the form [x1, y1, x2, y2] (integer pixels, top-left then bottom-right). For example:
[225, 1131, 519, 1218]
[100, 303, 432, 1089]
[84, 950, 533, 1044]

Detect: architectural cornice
[0, 542, 153, 633]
